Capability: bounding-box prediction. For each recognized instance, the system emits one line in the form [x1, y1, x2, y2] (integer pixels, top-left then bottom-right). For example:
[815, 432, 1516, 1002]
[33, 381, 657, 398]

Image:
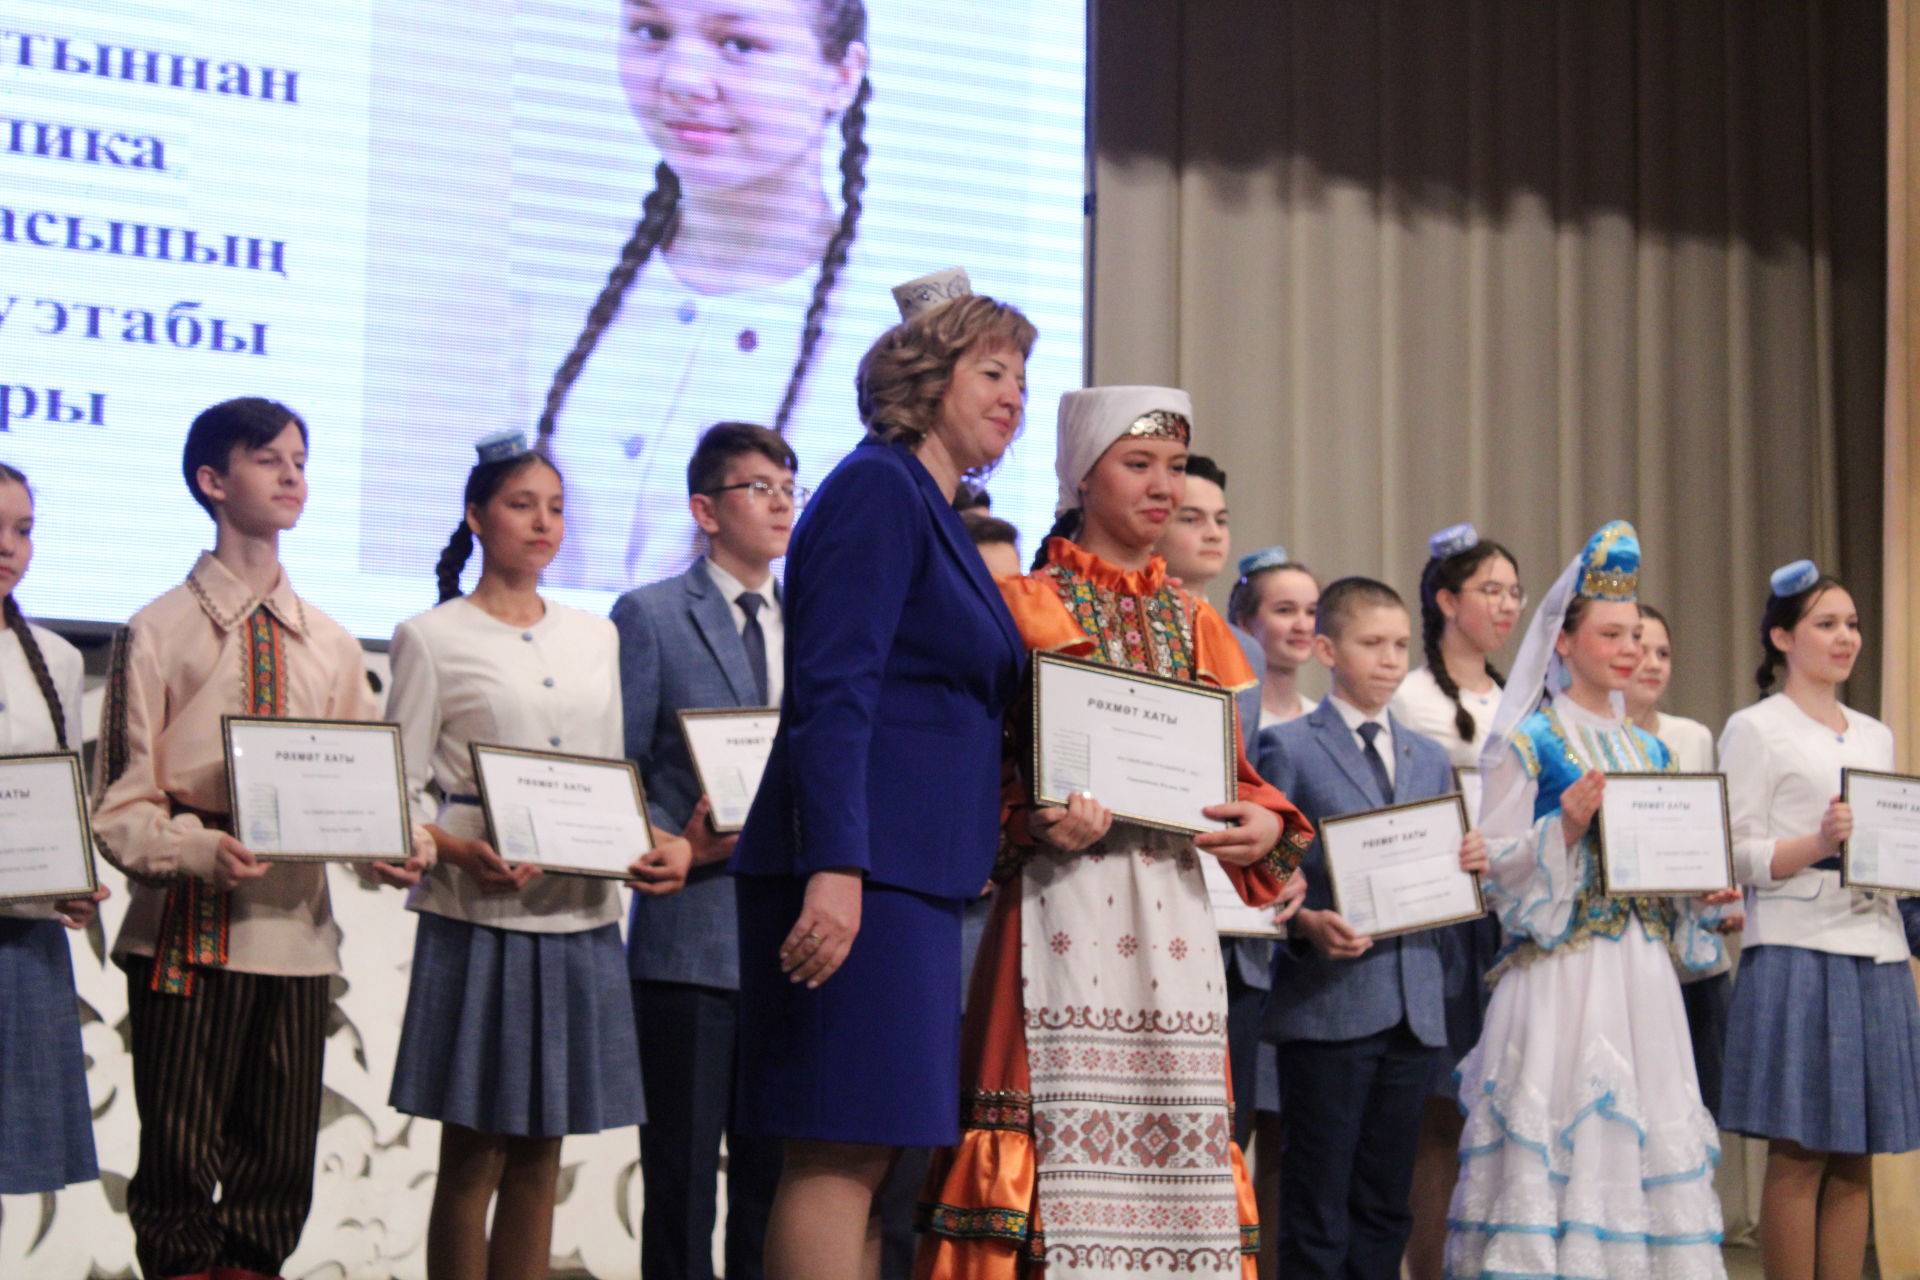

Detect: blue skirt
[1721, 944, 1920, 1154]
[0, 918, 98, 1192]
[735, 875, 965, 1147]
[390, 913, 643, 1138]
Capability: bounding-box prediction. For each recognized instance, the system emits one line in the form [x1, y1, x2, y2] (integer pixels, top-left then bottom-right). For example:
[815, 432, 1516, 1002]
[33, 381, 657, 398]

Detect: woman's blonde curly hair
[856, 295, 1038, 448]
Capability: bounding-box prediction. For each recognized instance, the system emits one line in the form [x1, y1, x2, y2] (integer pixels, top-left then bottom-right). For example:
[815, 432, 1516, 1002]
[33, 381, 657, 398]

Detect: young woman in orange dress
[917, 386, 1313, 1280]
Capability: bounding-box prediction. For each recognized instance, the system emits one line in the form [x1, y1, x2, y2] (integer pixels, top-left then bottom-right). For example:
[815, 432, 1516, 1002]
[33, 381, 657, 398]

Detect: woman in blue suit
[731, 270, 1035, 1280]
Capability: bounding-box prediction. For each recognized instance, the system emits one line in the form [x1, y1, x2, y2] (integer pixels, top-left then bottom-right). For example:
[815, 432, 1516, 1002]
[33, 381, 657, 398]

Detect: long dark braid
[773, 77, 870, 431]
[535, 163, 683, 451]
[1418, 541, 1518, 745]
[1031, 509, 1084, 571]
[0, 465, 67, 749]
[1417, 560, 1473, 742]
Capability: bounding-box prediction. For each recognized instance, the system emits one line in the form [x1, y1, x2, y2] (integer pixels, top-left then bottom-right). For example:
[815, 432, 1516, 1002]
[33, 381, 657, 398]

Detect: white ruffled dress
[1446, 698, 1729, 1280]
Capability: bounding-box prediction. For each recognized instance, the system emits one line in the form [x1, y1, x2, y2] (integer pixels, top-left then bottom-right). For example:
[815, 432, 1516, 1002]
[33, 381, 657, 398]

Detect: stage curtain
[1091, 0, 1887, 735]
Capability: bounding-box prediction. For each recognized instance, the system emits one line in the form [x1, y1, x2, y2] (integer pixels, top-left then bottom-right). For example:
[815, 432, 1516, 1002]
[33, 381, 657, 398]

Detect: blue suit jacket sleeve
[611, 589, 676, 833]
[782, 457, 923, 878]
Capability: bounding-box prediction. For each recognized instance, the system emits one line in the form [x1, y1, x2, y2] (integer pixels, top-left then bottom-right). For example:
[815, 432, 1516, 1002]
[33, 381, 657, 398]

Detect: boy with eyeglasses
[610, 420, 800, 1280]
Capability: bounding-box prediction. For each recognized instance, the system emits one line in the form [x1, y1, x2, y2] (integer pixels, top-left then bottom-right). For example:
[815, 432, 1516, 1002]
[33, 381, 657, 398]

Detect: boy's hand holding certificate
[224, 717, 413, 864]
[1319, 796, 1483, 939]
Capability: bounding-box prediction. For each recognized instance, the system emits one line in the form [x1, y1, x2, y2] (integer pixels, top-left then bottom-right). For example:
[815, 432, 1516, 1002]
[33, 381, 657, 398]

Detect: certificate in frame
[469, 743, 655, 879]
[1840, 767, 1920, 896]
[0, 751, 98, 905]
[1319, 793, 1481, 940]
[677, 707, 779, 835]
[1029, 650, 1236, 835]
[223, 716, 413, 864]
[1592, 773, 1734, 897]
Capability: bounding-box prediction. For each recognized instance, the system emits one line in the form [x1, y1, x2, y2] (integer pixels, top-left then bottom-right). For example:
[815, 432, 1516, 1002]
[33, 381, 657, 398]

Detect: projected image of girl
[535, 0, 871, 591]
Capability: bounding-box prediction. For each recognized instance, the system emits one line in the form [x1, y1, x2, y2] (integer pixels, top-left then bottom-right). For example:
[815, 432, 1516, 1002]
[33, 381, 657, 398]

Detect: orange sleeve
[1220, 729, 1314, 905]
[1191, 595, 1259, 692]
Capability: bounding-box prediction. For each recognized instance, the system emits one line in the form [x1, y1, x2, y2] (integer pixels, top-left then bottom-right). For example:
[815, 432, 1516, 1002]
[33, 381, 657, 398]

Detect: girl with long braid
[1389, 524, 1522, 1280]
[536, 0, 872, 591]
[0, 463, 108, 1196]
[386, 433, 691, 1279]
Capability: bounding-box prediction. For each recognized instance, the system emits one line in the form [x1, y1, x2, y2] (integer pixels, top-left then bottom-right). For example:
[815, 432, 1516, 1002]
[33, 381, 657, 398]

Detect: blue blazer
[731, 439, 1027, 899]
[612, 561, 773, 989]
[1256, 699, 1456, 1046]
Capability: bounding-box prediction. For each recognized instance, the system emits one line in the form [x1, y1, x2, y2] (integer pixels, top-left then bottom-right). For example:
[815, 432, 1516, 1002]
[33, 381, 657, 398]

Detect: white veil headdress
[1478, 521, 1640, 772]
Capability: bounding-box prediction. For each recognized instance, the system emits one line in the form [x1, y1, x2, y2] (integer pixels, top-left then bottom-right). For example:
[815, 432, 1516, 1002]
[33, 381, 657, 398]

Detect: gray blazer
[1256, 699, 1454, 1046]
[612, 562, 771, 990]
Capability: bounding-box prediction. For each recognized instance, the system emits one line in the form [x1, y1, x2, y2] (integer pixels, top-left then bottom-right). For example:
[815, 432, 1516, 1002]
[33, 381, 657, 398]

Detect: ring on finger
[804, 931, 824, 944]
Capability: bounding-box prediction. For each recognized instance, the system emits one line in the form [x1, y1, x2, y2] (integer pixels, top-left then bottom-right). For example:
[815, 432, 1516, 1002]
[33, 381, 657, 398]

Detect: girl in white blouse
[387, 433, 690, 1280]
[1718, 561, 1920, 1280]
[1391, 523, 1522, 1280]
[0, 463, 106, 1195]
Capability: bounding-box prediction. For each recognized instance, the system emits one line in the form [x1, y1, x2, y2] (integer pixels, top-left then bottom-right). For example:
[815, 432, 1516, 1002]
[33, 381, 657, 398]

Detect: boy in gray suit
[612, 422, 799, 1280]
[1255, 578, 1487, 1280]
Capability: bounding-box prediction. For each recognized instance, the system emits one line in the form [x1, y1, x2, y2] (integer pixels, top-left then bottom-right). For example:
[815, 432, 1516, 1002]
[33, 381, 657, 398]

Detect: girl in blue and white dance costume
[1718, 561, 1920, 1280]
[1445, 522, 1737, 1280]
[0, 463, 108, 1195]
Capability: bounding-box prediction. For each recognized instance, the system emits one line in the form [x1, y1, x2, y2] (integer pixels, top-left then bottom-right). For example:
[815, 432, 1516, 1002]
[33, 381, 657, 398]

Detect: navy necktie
[737, 592, 769, 704]
[1358, 721, 1393, 805]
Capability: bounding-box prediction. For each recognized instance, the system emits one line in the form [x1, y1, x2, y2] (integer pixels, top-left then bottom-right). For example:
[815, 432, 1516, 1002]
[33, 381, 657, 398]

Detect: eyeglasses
[1469, 583, 1528, 607]
[705, 481, 811, 508]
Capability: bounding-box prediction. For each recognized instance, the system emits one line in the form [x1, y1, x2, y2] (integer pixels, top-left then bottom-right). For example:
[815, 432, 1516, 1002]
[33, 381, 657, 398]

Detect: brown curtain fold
[1093, 0, 1886, 737]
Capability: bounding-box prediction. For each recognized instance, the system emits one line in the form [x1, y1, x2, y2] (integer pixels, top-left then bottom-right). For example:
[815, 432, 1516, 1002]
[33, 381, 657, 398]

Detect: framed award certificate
[469, 743, 654, 878]
[1841, 768, 1920, 895]
[1455, 766, 1485, 826]
[1030, 651, 1236, 835]
[1320, 795, 1480, 939]
[0, 751, 98, 904]
[1593, 773, 1733, 896]
[678, 708, 779, 834]
[223, 717, 413, 863]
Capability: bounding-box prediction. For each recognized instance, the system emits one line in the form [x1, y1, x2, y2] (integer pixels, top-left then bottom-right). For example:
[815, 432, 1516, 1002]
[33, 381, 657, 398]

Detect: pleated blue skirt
[390, 913, 643, 1138]
[734, 875, 965, 1147]
[0, 917, 98, 1192]
[1721, 943, 1920, 1154]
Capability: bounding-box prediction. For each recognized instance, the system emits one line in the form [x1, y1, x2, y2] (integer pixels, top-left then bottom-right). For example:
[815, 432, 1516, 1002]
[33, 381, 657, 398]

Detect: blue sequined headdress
[1576, 521, 1640, 602]
[1480, 519, 1639, 769]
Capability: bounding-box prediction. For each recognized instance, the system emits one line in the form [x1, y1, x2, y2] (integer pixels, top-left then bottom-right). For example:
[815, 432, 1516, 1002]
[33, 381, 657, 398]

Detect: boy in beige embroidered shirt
[92, 396, 430, 1280]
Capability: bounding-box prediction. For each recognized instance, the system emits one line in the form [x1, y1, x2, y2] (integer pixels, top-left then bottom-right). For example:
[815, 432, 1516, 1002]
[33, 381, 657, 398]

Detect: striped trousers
[124, 957, 330, 1280]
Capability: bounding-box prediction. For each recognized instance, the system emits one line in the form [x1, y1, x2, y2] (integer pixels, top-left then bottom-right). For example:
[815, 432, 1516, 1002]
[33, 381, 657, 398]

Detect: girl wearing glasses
[532, 0, 873, 592]
[1391, 523, 1522, 1280]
